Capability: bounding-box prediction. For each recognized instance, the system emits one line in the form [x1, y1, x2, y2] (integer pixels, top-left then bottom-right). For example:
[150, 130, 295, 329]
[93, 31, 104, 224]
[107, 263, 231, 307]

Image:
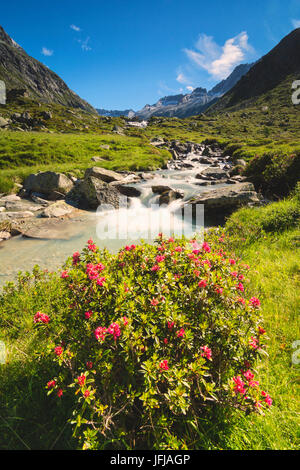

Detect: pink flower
[72, 252, 80, 265]
[57, 389, 63, 398]
[198, 279, 207, 288]
[34, 311, 50, 324]
[151, 298, 159, 306]
[168, 237, 174, 243]
[86, 361, 93, 369]
[95, 326, 107, 341]
[243, 370, 255, 382]
[258, 326, 266, 336]
[229, 259, 236, 265]
[163, 338, 168, 345]
[159, 360, 169, 371]
[263, 393, 272, 407]
[47, 380, 56, 389]
[156, 255, 166, 263]
[61, 270, 69, 279]
[175, 246, 182, 252]
[236, 282, 244, 292]
[77, 375, 86, 387]
[87, 239, 97, 252]
[122, 316, 129, 326]
[107, 322, 121, 341]
[215, 287, 223, 295]
[167, 321, 175, 330]
[202, 242, 211, 253]
[201, 345, 212, 360]
[151, 265, 160, 272]
[84, 390, 90, 398]
[237, 297, 246, 305]
[249, 336, 259, 350]
[54, 346, 63, 356]
[96, 277, 106, 287]
[176, 328, 185, 338]
[85, 310, 93, 319]
[250, 297, 261, 308]
[125, 244, 136, 251]
[233, 376, 246, 395]
[231, 271, 238, 278]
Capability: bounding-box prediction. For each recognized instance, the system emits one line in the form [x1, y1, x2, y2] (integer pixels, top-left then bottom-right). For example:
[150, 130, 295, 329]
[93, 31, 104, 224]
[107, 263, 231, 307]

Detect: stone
[159, 189, 184, 206]
[152, 185, 173, 195]
[0, 231, 11, 240]
[85, 167, 123, 183]
[0, 211, 35, 221]
[68, 176, 122, 209]
[41, 201, 74, 218]
[0, 116, 9, 128]
[5, 201, 42, 212]
[109, 183, 141, 198]
[187, 182, 260, 214]
[196, 167, 229, 180]
[23, 171, 74, 196]
[0, 194, 21, 205]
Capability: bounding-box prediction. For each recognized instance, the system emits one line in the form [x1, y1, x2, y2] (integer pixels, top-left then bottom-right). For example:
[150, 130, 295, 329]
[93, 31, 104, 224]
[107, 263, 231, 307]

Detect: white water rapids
[0, 166, 226, 286]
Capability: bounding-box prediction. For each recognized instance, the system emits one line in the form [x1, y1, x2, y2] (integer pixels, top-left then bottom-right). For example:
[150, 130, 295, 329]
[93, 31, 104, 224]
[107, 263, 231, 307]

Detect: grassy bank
[0, 131, 171, 193]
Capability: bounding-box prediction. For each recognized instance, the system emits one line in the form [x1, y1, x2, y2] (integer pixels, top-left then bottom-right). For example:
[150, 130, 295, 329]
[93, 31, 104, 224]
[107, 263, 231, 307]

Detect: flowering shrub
[34, 231, 271, 449]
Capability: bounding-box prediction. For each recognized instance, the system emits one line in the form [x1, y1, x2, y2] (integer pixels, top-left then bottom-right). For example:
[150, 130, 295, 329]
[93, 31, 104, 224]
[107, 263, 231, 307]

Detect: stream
[0, 159, 229, 286]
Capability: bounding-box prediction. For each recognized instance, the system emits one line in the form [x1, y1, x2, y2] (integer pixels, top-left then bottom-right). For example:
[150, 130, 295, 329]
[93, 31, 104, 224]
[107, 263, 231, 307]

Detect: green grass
[219, 194, 300, 449]
[0, 131, 171, 192]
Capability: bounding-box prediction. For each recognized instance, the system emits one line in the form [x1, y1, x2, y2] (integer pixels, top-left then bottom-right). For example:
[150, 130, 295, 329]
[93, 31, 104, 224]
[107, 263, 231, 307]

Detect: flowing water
[0, 165, 226, 286]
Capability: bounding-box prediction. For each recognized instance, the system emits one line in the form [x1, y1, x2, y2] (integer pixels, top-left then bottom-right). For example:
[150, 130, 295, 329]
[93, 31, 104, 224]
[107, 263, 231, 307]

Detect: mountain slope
[0, 25, 96, 113]
[212, 28, 300, 110]
[133, 63, 253, 119]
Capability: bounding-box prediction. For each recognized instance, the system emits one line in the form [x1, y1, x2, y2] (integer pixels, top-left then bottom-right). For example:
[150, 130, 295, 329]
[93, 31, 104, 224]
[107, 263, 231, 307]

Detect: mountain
[97, 108, 135, 118]
[212, 28, 300, 110]
[133, 63, 253, 119]
[0, 25, 96, 113]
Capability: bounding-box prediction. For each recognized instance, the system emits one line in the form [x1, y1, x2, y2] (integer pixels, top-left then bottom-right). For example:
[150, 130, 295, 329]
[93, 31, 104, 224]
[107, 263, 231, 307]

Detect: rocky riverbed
[0, 140, 262, 283]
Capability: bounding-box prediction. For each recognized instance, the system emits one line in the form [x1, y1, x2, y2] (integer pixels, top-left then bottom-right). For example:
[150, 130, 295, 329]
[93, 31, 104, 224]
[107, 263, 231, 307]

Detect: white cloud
[186, 86, 194, 92]
[184, 32, 254, 80]
[42, 47, 53, 56]
[70, 24, 81, 32]
[292, 19, 300, 28]
[176, 72, 189, 84]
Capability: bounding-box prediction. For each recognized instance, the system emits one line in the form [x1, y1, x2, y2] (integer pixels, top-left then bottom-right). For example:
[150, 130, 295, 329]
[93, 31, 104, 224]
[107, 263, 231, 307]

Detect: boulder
[196, 167, 229, 180]
[41, 201, 74, 218]
[5, 201, 42, 212]
[159, 189, 184, 206]
[0, 211, 35, 221]
[68, 176, 122, 209]
[186, 183, 260, 214]
[85, 167, 123, 183]
[23, 171, 74, 197]
[0, 195, 21, 205]
[0, 231, 11, 240]
[0, 116, 9, 128]
[109, 183, 141, 198]
[152, 185, 173, 195]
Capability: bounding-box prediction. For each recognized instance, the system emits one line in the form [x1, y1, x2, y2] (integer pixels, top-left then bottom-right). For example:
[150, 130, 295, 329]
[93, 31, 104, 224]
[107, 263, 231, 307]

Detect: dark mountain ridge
[0, 25, 96, 113]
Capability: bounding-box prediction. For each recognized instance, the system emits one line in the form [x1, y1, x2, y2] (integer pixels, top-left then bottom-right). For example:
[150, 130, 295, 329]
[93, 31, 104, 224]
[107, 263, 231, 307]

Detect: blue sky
[2, 0, 300, 110]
